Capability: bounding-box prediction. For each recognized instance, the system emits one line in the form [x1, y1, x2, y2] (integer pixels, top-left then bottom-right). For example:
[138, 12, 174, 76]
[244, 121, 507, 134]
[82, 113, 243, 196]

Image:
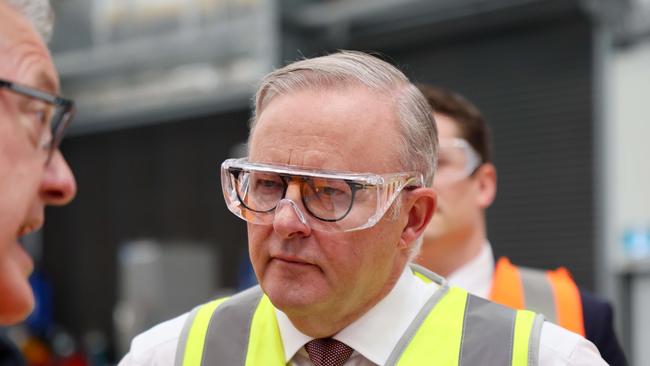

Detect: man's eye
[255, 178, 283, 191]
[318, 186, 345, 197]
[32, 110, 47, 124]
[26, 103, 51, 126]
[260, 179, 279, 187]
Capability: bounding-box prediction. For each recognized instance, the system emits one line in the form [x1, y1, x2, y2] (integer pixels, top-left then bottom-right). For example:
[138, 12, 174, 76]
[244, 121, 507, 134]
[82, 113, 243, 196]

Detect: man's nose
[273, 183, 311, 238]
[40, 150, 77, 206]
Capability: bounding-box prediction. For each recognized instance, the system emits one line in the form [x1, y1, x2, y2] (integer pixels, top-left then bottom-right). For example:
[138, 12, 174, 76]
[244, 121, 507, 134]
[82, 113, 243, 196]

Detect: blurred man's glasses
[0, 79, 75, 165]
[221, 158, 423, 232]
[434, 138, 482, 186]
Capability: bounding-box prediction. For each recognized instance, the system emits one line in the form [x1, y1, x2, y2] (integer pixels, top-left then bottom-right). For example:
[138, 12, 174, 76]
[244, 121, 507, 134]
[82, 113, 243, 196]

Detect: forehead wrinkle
[251, 137, 344, 170]
[250, 85, 404, 174]
[13, 48, 59, 92]
[0, 5, 58, 92]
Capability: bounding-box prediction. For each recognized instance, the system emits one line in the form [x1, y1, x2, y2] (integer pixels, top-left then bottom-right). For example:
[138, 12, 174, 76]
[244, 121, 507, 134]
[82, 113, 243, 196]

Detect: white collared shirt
[118, 262, 607, 366]
[446, 242, 495, 298]
[276, 267, 438, 366]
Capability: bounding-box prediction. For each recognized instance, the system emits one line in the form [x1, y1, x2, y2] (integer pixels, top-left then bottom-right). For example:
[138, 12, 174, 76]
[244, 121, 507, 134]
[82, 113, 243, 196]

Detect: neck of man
[285, 257, 407, 338]
[418, 221, 487, 278]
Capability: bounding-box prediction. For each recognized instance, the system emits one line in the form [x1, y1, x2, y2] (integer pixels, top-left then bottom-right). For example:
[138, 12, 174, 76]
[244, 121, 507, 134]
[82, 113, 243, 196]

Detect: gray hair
[4, 0, 54, 42]
[250, 50, 438, 186]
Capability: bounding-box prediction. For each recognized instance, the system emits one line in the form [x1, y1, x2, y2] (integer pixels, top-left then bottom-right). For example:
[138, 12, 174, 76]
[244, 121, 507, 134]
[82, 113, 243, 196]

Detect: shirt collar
[275, 265, 439, 364]
[447, 241, 494, 298]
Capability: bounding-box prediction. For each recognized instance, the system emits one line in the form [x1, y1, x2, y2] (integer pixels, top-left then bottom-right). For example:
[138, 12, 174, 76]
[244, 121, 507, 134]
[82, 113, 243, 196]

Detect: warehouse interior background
[4, 0, 650, 364]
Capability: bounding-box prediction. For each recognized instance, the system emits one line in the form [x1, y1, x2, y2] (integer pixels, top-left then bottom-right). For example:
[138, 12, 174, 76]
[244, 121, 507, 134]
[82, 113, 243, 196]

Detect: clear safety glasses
[434, 138, 481, 186]
[221, 158, 423, 232]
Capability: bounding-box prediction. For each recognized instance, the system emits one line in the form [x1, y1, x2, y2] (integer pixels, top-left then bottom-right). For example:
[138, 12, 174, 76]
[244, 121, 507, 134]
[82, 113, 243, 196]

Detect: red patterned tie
[304, 338, 354, 366]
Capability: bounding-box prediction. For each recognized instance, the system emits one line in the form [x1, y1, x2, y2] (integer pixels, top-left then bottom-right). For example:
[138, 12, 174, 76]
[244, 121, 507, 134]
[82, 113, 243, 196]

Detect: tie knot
[304, 338, 354, 366]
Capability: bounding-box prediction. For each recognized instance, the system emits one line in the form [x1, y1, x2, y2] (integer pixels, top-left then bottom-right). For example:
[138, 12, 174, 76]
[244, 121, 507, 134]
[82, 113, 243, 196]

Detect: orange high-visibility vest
[489, 257, 585, 336]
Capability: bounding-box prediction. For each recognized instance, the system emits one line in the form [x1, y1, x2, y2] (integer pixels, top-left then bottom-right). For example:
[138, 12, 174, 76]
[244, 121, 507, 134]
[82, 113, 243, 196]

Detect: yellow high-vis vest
[176, 265, 544, 366]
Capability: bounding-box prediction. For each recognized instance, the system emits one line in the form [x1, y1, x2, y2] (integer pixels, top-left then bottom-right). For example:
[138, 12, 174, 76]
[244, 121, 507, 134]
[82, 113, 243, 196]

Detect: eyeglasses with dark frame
[0, 78, 75, 164]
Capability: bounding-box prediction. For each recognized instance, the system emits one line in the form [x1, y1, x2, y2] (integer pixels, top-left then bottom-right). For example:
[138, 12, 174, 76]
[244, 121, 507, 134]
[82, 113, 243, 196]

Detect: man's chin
[0, 280, 35, 326]
[263, 279, 328, 316]
[0, 246, 36, 325]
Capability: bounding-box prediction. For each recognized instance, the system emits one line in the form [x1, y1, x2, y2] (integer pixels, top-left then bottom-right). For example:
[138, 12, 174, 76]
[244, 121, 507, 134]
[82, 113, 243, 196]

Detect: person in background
[0, 0, 77, 363]
[416, 84, 626, 365]
[120, 51, 605, 366]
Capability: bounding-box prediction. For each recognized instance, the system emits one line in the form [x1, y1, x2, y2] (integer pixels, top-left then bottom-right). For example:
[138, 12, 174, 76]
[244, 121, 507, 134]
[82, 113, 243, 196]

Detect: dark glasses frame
[0, 78, 75, 164]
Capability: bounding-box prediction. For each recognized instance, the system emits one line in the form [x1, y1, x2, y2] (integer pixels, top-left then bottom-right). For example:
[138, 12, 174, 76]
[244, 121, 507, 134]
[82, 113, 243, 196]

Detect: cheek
[345, 226, 398, 270]
[0, 127, 44, 182]
[305, 232, 360, 280]
[246, 225, 273, 274]
[437, 182, 471, 207]
[0, 164, 42, 235]
[246, 226, 263, 257]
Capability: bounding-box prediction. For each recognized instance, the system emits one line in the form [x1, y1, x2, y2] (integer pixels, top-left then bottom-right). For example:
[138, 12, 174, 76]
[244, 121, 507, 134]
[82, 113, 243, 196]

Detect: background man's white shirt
[447, 242, 496, 298]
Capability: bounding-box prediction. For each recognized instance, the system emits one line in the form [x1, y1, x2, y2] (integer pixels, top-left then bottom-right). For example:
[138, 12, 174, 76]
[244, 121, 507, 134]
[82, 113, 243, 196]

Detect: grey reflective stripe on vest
[519, 266, 557, 323]
[386, 265, 543, 366]
[408, 265, 520, 365]
[461, 296, 545, 366]
[528, 314, 545, 366]
[202, 286, 263, 366]
[174, 286, 264, 366]
[384, 265, 450, 366]
[174, 306, 202, 366]
[459, 295, 515, 365]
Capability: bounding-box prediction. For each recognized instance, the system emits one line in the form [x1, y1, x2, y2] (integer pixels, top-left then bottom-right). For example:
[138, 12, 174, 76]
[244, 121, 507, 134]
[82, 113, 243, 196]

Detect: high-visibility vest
[175, 264, 545, 366]
[489, 257, 585, 337]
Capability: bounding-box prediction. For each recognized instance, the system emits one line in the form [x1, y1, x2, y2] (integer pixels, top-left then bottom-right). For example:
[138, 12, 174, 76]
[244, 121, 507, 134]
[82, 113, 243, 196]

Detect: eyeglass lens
[1, 82, 72, 162]
[233, 170, 359, 222]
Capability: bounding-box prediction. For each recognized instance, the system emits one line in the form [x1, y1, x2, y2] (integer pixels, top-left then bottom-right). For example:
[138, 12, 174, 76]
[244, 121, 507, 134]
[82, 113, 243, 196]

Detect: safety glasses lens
[301, 177, 355, 221]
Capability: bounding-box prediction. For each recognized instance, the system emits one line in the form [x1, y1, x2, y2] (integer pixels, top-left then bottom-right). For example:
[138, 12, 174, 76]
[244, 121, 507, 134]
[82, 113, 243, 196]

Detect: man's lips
[271, 255, 313, 266]
[18, 225, 38, 237]
[12, 241, 34, 277]
[17, 217, 44, 237]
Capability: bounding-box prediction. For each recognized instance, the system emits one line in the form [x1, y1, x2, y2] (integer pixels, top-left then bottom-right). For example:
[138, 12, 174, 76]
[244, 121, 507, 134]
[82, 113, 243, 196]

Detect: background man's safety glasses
[434, 138, 481, 186]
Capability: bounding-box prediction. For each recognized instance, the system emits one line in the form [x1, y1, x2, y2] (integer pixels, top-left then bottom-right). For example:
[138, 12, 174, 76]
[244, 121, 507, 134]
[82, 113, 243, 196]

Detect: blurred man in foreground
[416, 84, 626, 365]
[1, 0, 77, 362]
[120, 51, 605, 365]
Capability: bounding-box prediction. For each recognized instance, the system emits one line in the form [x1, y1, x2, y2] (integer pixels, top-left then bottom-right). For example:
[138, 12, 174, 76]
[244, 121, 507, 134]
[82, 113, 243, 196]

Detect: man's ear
[399, 188, 437, 249]
[474, 163, 497, 209]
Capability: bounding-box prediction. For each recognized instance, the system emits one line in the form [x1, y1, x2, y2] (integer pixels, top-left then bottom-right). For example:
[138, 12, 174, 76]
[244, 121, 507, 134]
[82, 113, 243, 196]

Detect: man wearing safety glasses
[0, 0, 77, 326]
[120, 52, 605, 365]
[416, 85, 625, 365]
